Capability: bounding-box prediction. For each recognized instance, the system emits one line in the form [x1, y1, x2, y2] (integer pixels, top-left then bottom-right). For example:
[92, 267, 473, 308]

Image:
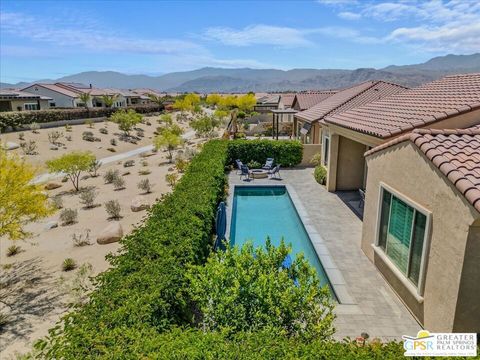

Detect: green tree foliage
[235, 94, 257, 112]
[188, 239, 335, 340]
[46, 151, 96, 191]
[190, 115, 221, 138]
[154, 129, 183, 162]
[110, 109, 143, 136]
[159, 113, 173, 125]
[205, 93, 222, 107]
[101, 94, 118, 108]
[147, 93, 165, 106]
[173, 93, 201, 113]
[0, 149, 54, 240]
[78, 92, 91, 108]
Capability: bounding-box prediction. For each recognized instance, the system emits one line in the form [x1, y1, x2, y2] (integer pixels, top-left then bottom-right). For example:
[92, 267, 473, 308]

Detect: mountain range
[2, 53, 479, 93]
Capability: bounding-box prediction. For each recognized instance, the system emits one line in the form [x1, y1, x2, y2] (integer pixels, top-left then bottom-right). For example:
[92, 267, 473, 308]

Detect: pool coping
[225, 183, 357, 306]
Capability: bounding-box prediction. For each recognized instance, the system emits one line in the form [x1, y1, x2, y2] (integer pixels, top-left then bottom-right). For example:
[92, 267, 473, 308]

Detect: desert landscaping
[0, 110, 213, 358]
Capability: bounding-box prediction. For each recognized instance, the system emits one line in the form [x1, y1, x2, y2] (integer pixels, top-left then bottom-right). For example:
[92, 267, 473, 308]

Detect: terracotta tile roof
[292, 91, 337, 111]
[365, 126, 480, 212]
[280, 93, 296, 108]
[295, 80, 407, 123]
[22, 83, 80, 98]
[0, 89, 52, 100]
[325, 73, 480, 139]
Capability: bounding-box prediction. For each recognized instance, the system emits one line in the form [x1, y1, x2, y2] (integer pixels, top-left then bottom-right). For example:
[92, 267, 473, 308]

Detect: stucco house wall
[362, 141, 480, 331]
[22, 85, 77, 108]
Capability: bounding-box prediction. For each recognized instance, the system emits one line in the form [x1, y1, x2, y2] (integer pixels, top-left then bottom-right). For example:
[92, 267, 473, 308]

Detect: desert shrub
[123, 159, 135, 167]
[141, 160, 149, 167]
[110, 138, 117, 146]
[112, 176, 126, 190]
[7, 244, 22, 257]
[175, 158, 188, 173]
[79, 188, 98, 208]
[18, 132, 25, 140]
[136, 130, 144, 138]
[110, 109, 143, 136]
[62, 258, 77, 271]
[104, 199, 121, 219]
[72, 229, 92, 247]
[85, 119, 94, 128]
[165, 172, 179, 187]
[99, 127, 108, 134]
[65, 124, 73, 132]
[137, 178, 152, 194]
[310, 152, 322, 167]
[88, 159, 101, 177]
[50, 195, 64, 209]
[314, 165, 327, 185]
[66, 135, 72, 141]
[139, 169, 151, 176]
[107, 147, 116, 152]
[48, 130, 64, 145]
[60, 208, 78, 225]
[29, 122, 40, 133]
[20, 140, 37, 155]
[0, 312, 9, 330]
[82, 131, 95, 142]
[184, 147, 197, 160]
[227, 140, 302, 167]
[103, 169, 120, 184]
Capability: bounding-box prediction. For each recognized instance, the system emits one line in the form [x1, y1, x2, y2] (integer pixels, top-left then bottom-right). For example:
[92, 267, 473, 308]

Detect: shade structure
[214, 201, 227, 250]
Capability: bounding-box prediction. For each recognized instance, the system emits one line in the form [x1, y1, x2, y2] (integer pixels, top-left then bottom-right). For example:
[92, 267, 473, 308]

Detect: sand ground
[0, 113, 208, 358]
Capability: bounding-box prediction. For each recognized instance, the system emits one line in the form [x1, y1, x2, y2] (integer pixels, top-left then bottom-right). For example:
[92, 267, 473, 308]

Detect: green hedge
[227, 139, 303, 167]
[38, 140, 228, 358]
[0, 104, 163, 131]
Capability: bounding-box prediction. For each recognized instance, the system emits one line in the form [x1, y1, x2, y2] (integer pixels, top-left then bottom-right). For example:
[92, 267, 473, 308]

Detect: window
[377, 187, 428, 287]
[24, 103, 38, 110]
[322, 132, 330, 167]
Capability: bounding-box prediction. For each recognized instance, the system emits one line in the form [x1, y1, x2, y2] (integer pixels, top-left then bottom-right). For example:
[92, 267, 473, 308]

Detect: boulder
[4, 142, 20, 150]
[44, 221, 58, 230]
[97, 222, 123, 244]
[130, 196, 150, 212]
[44, 182, 62, 190]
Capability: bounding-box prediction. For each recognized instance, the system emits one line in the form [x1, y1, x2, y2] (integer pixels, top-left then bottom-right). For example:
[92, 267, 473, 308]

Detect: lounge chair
[235, 159, 243, 174]
[262, 158, 274, 170]
[240, 165, 253, 181]
[268, 165, 281, 179]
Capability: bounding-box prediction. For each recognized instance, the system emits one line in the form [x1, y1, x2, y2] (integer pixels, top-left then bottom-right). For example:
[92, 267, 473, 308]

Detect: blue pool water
[230, 186, 333, 292]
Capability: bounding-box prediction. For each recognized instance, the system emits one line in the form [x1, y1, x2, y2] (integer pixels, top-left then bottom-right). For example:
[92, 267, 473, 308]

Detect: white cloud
[338, 11, 362, 20]
[203, 25, 313, 47]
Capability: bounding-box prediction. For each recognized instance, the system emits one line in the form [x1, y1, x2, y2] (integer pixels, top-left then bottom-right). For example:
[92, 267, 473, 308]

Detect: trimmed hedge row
[38, 140, 229, 358]
[0, 104, 164, 131]
[227, 139, 303, 167]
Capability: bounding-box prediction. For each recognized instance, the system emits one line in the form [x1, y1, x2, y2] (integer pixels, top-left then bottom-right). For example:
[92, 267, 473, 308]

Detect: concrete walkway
[228, 168, 420, 340]
[33, 129, 195, 184]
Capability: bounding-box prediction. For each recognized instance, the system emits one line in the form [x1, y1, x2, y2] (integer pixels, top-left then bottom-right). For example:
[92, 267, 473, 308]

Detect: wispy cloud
[338, 11, 361, 20]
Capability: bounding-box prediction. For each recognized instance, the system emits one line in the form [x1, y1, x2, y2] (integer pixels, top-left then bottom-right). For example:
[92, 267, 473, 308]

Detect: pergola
[271, 108, 297, 140]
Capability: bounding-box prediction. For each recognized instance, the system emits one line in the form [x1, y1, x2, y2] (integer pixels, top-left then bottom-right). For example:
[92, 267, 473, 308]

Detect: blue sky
[1, 0, 479, 83]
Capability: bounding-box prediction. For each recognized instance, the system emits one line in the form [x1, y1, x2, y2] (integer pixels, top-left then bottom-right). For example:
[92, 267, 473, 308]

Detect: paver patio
[228, 167, 421, 340]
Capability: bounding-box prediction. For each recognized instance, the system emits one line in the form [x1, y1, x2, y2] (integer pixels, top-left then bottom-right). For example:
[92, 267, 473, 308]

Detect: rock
[97, 222, 123, 244]
[130, 196, 150, 212]
[44, 221, 58, 230]
[4, 142, 20, 150]
[44, 182, 62, 190]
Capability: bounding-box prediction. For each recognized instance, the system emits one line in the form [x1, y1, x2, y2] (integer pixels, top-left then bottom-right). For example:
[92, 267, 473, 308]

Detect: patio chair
[268, 164, 281, 180]
[262, 158, 274, 170]
[240, 165, 253, 181]
[359, 189, 366, 209]
[235, 159, 243, 174]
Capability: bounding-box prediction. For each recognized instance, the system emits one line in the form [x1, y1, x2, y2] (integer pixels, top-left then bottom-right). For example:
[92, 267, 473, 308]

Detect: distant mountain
[2, 53, 479, 92]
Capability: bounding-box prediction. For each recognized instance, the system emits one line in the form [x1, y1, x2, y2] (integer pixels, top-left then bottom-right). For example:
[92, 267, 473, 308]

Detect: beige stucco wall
[301, 144, 322, 166]
[362, 141, 480, 331]
[7, 99, 50, 111]
[335, 135, 367, 190]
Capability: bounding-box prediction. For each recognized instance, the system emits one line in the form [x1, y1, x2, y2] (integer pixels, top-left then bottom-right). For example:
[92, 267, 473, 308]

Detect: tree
[236, 94, 257, 112]
[190, 115, 220, 138]
[206, 93, 222, 107]
[46, 151, 96, 191]
[147, 93, 165, 106]
[79, 92, 91, 108]
[0, 149, 54, 240]
[154, 129, 183, 163]
[101, 94, 119, 108]
[173, 93, 201, 113]
[187, 239, 335, 340]
[110, 109, 143, 136]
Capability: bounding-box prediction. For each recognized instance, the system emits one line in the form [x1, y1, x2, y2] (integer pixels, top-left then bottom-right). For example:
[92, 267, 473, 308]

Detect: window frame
[374, 182, 432, 297]
[322, 129, 330, 167]
[24, 103, 39, 110]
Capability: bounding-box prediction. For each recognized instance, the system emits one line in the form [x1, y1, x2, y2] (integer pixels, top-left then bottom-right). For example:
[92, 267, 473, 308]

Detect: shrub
[72, 229, 92, 247]
[154, 129, 183, 163]
[62, 258, 77, 271]
[137, 178, 152, 194]
[110, 138, 117, 146]
[85, 119, 94, 128]
[66, 135, 72, 141]
[107, 147, 116, 152]
[29, 122, 40, 133]
[112, 176, 126, 190]
[103, 169, 120, 184]
[88, 159, 101, 177]
[310, 152, 322, 167]
[139, 169, 151, 176]
[247, 160, 261, 169]
[227, 140, 302, 167]
[60, 208, 78, 225]
[20, 140, 38, 155]
[175, 158, 188, 173]
[0, 312, 9, 330]
[104, 199, 121, 219]
[18, 132, 25, 140]
[51, 195, 64, 209]
[7, 244, 22, 257]
[141, 160, 149, 167]
[79, 188, 98, 208]
[46, 151, 96, 191]
[82, 131, 95, 142]
[65, 124, 73, 132]
[314, 165, 327, 185]
[165, 172, 179, 187]
[110, 109, 143, 136]
[48, 130, 64, 145]
[123, 159, 135, 167]
[0, 105, 163, 131]
[99, 127, 108, 134]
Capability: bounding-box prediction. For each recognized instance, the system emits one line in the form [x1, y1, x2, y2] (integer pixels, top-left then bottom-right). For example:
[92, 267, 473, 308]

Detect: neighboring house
[254, 94, 281, 113]
[279, 93, 296, 109]
[322, 73, 480, 192]
[294, 81, 407, 145]
[291, 91, 337, 111]
[361, 126, 480, 332]
[0, 89, 51, 112]
[55, 83, 127, 108]
[21, 83, 81, 107]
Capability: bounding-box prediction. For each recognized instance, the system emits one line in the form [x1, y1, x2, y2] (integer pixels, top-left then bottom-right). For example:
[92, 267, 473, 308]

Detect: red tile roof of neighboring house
[325, 73, 480, 139]
[295, 80, 407, 123]
[0, 89, 52, 100]
[22, 83, 80, 98]
[365, 126, 480, 212]
[280, 93, 296, 108]
[292, 91, 337, 111]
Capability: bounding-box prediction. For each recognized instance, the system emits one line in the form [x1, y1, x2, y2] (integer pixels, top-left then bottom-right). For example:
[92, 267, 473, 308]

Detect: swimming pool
[230, 185, 335, 294]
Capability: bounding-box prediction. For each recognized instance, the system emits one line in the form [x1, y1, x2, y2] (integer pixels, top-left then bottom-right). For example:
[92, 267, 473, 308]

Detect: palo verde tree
[78, 92, 91, 109]
[0, 149, 54, 240]
[46, 151, 96, 191]
[190, 115, 221, 138]
[101, 94, 119, 108]
[154, 129, 183, 163]
[109, 109, 143, 136]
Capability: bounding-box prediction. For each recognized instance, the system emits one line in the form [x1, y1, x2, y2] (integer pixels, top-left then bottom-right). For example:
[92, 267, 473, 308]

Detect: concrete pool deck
[228, 168, 421, 340]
